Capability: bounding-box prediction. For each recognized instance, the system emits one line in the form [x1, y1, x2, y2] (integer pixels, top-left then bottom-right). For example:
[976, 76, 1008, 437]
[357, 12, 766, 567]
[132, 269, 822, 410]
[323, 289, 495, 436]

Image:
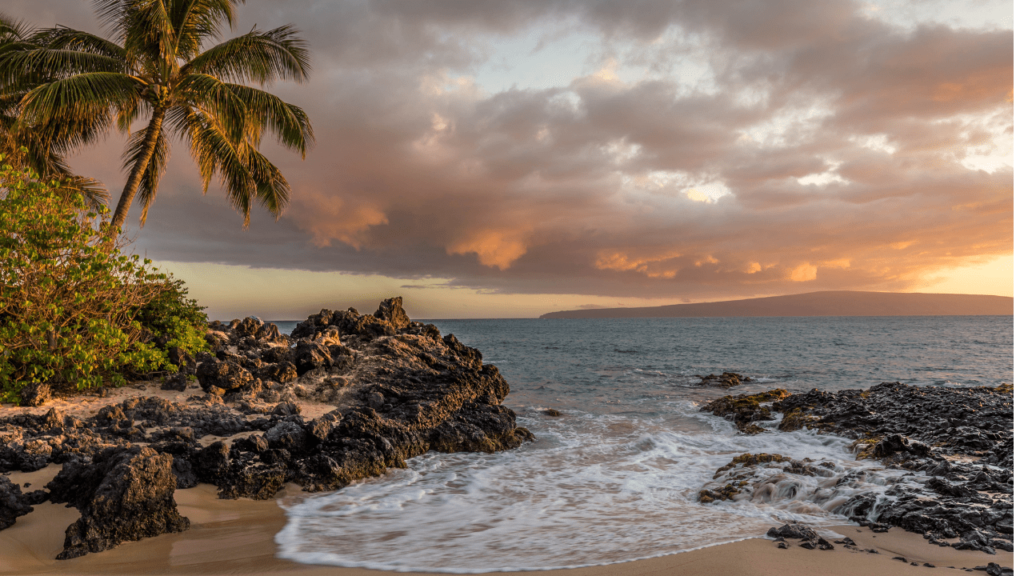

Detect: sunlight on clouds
[917, 254, 1012, 297]
[420, 71, 478, 96]
[594, 250, 680, 278]
[796, 171, 850, 187]
[694, 255, 719, 267]
[789, 263, 817, 282]
[745, 262, 762, 274]
[447, 229, 530, 270]
[594, 58, 620, 82]
[820, 259, 852, 269]
[853, 134, 897, 154]
[601, 138, 642, 165]
[685, 189, 711, 203]
[293, 194, 389, 249]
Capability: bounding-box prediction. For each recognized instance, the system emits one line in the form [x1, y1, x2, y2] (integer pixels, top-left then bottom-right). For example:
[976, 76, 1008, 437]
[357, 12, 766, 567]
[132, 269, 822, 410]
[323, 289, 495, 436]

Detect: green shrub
[134, 278, 209, 359]
[0, 162, 205, 403]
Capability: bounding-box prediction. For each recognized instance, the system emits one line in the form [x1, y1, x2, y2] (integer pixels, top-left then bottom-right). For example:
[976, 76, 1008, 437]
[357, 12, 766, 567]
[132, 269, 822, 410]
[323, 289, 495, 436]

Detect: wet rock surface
[767, 523, 834, 551]
[702, 382, 1013, 554]
[0, 297, 531, 559]
[694, 372, 753, 388]
[699, 389, 790, 434]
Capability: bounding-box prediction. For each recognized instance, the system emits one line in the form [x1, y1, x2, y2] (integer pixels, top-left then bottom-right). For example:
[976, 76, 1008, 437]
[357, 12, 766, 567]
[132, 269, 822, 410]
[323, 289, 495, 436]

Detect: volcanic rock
[0, 475, 33, 530]
[19, 382, 51, 407]
[48, 446, 189, 559]
[0, 297, 530, 557]
[695, 372, 753, 388]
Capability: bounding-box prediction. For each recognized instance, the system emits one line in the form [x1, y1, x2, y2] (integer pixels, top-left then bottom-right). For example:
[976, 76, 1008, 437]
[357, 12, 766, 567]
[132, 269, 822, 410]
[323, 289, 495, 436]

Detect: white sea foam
[275, 403, 906, 573]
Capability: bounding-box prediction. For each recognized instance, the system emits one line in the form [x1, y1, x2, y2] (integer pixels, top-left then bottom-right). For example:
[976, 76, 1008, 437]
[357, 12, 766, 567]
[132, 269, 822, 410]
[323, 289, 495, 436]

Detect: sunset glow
[10, 0, 1011, 319]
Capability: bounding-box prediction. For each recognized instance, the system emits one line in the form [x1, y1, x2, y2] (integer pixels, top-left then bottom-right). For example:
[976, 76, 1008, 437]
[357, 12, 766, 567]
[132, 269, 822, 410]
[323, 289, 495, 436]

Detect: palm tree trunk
[109, 109, 166, 232]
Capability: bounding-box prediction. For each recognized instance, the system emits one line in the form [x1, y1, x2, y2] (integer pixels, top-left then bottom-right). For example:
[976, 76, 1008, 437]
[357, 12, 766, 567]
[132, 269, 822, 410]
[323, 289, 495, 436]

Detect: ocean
[268, 316, 1012, 573]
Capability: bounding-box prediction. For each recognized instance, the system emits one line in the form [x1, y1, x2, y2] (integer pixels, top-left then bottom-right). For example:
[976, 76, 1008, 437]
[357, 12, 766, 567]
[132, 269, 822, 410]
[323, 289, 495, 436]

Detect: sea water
[271, 316, 1012, 572]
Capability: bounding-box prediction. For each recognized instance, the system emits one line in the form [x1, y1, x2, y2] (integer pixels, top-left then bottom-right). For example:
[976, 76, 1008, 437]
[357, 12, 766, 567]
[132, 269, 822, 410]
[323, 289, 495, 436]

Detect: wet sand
[0, 467, 1012, 576]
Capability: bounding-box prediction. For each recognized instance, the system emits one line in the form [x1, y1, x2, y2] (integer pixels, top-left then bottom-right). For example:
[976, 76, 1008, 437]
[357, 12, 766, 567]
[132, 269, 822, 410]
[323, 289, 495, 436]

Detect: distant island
[540, 291, 1013, 319]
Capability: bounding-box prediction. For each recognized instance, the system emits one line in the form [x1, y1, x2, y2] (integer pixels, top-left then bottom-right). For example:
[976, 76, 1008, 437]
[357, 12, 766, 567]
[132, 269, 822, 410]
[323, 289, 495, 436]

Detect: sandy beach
[0, 465, 1012, 576]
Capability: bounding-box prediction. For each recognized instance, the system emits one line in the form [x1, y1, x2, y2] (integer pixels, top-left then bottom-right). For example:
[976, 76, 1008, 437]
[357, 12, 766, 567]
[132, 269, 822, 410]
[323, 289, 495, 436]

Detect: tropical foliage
[0, 162, 208, 403]
[0, 0, 314, 231]
[0, 15, 108, 209]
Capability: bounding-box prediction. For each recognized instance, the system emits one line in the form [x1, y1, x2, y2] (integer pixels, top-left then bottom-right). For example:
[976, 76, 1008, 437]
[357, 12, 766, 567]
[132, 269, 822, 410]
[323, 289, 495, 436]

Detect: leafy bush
[134, 278, 209, 359]
[0, 162, 206, 403]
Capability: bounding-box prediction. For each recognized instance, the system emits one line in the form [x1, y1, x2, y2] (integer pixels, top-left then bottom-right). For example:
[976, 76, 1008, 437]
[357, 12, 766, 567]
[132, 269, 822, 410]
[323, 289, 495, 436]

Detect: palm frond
[20, 72, 143, 125]
[0, 49, 125, 86]
[32, 26, 128, 60]
[224, 83, 313, 157]
[173, 73, 246, 141]
[96, 0, 176, 71]
[180, 108, 265, 224]
[0, 13, 34, 44]
[57, 175, 109, 211]
[183, 25, 310, 85]
[169, 0, 238, 60]
[246, 145, 289, 217]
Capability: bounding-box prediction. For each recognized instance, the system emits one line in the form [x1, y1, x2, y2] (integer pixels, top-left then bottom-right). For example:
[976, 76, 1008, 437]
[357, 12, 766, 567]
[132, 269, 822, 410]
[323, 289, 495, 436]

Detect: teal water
[273, 316, 1012, 572]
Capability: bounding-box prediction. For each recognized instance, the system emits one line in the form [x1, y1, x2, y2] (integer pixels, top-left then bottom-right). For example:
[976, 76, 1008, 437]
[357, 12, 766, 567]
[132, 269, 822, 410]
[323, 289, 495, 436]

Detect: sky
[6, 0, 1014, 319]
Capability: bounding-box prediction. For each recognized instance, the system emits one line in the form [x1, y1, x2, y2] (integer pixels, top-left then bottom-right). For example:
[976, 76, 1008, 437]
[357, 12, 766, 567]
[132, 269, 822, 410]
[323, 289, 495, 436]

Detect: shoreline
[1, 467, 1013, 576]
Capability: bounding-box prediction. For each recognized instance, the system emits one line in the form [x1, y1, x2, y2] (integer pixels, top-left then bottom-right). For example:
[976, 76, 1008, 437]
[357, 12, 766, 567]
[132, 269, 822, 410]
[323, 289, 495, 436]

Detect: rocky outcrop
[694, 372, 753, 388]
[699, 381, 1014, 553]
[0, 475, 33, 530]
[0, 297, 531, 559]
[766, 523, 834, 551]
[699, 389, 789, 434]
[48, 446, 189, 559]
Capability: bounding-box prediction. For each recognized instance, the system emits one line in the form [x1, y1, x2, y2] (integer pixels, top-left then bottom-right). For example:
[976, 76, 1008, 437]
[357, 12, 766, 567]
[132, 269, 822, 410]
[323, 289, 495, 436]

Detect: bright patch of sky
[622, 171, 731, 202]
[863, 0, 1011, 30]
[797, 165, 851, 187]
[472, 21, 714, 95]
[154, 262, 688, 320]
[737, 103, 833, 148]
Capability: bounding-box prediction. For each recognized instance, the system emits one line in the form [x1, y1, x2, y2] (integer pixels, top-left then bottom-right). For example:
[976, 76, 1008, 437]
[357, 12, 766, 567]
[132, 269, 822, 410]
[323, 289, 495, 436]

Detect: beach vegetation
[0, 163, 207, 403]
[0, 0, 314, 233]
[0, 15, 109, 210]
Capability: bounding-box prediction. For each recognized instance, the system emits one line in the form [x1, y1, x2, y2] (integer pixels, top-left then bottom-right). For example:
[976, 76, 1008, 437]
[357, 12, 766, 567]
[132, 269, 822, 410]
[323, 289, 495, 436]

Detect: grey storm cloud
[7, 0, 1012, 302]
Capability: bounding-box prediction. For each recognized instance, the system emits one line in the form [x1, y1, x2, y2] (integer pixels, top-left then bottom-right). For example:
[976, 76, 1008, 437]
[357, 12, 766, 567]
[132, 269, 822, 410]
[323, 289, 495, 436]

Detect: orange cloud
[595, 251, 680, 279]
[293, 194, 389, 249]
[447, 229, 529, 270]
[790, 263, 818, 282]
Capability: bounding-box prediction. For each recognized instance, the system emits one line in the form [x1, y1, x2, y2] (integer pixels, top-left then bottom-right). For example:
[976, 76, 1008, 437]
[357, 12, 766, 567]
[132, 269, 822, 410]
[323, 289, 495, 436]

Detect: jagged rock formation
[0, 476, 34, 530]
[49, 446, 189, 559]
[0, 297, 531, 559]
[699, 382, 1013, 553]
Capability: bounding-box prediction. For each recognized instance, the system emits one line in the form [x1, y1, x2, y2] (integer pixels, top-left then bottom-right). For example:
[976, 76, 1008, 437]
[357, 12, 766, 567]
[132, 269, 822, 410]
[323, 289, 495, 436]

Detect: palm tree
[0, 14, 108, 210]
[0, 0, 313, 231]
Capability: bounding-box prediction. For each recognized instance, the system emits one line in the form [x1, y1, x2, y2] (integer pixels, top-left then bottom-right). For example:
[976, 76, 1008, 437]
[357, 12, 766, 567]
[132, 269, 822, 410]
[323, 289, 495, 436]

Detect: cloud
[790, 263, 818, 282]
[446, 228, 530, 270]
[292, 193, 389, 249]
[6, 0, 1011, 305]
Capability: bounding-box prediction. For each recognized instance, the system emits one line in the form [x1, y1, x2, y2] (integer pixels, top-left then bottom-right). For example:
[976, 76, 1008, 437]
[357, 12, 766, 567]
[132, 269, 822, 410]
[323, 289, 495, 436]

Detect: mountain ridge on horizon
[539, 290, 1013, 319]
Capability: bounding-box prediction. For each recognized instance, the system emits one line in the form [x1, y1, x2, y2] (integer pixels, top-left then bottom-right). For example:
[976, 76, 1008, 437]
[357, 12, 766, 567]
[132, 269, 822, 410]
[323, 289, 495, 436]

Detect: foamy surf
[275, 403, 905, 572]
